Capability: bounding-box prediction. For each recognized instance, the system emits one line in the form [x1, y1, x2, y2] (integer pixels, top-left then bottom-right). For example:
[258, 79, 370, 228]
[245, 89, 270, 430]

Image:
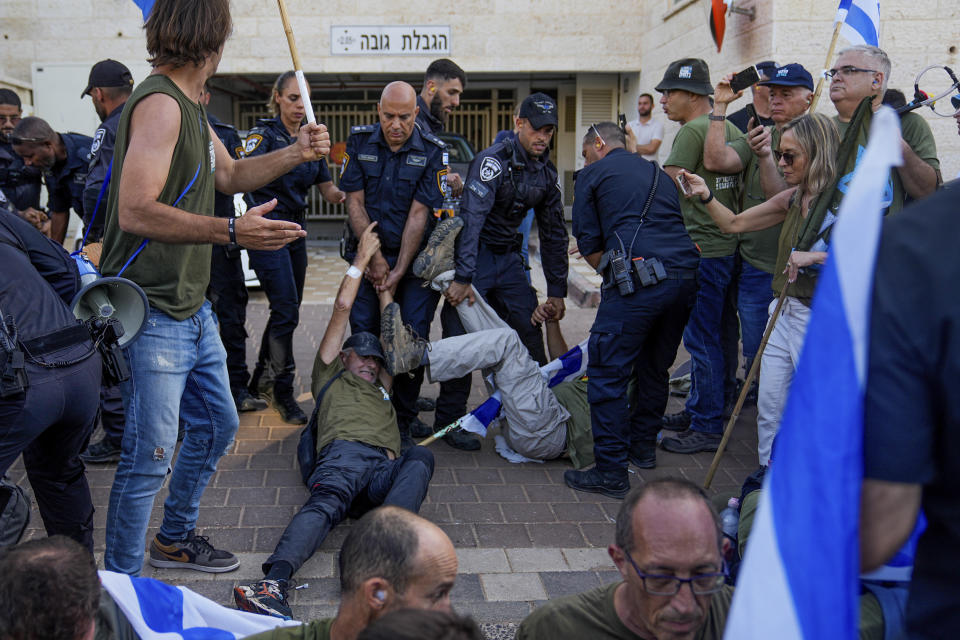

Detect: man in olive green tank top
[100, 0, 331, 577]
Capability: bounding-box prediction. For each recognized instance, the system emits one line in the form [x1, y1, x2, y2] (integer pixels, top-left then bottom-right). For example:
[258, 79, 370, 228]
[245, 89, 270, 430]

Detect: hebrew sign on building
[330, 26, 451, 55]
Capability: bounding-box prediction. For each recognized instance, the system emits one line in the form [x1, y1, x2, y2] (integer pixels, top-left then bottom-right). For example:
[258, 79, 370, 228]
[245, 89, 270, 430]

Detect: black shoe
[564, 467, 629, 499]
[273, 394, 308, 425]
[660, 429, 722, 454]
[80, 437, 122, 463]
[628, 447, 656, 469]
[399, 432, 417, 452]
[415, 396, 436, 412]
[234, 579, 293, 619]
[407, 416, 434, 439]
[442, 428, 481, 451]
[235, 388, 267, 413]
[662, 409, 691, 431]
[148, 530, 239, 573]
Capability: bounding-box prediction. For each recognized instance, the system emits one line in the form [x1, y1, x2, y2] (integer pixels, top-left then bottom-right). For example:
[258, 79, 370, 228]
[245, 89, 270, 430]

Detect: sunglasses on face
[773, 149, 798, 166]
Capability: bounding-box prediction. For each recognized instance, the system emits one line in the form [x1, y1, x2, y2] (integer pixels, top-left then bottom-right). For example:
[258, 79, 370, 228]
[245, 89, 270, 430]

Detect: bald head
[378, 82, 419, 150]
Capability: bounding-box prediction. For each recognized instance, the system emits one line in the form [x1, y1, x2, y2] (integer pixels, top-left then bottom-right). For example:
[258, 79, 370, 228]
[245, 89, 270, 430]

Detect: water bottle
[719, 497, 740, 542]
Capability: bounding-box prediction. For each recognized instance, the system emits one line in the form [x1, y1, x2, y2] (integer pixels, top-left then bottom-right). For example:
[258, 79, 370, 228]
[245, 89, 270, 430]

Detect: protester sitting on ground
[516, 478, 733, 639]
[356, 609, 484, 640]
[234, 225, 435, 620]
[242, 506, 459, 639]
[679, 113, 841, 468]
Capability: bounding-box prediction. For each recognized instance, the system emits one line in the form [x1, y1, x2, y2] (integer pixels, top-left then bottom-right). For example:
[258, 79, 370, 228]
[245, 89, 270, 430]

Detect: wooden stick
[276, 0, 316, 125]
[417, 419, 462, 447]
[703, 286, 790, 489]
[810, 20, 844, 112]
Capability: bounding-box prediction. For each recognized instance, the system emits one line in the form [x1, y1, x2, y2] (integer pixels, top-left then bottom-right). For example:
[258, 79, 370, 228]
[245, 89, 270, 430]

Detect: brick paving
[10, 240, 759, 629]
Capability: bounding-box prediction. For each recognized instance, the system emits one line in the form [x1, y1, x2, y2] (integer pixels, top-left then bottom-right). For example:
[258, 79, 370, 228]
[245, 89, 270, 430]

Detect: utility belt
[20, 324, 90, 356]
[480, 233, 523, 255]
[1, 322, 91, 398]
[597, 250, 696, 296]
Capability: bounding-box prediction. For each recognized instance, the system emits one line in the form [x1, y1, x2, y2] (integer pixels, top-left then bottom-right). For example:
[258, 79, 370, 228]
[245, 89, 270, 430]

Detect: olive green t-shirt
[728, 127, 784, 274]
[834, 110, 939, 216]
[99, 74, 216, 320]
[551, 377, 594, 470]
[772, 193, 833, 306]
[517, 581, 733, 640]
[311, 353, 401, 457]
[243, 618, 333, 640]
[665, 114, 748, 258]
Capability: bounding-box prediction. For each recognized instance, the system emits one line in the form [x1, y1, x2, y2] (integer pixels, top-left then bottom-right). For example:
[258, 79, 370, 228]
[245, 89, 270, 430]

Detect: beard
[429, 95, 447, 124]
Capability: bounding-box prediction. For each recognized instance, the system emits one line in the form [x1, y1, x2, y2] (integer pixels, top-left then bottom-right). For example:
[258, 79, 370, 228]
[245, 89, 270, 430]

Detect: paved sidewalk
[10, 242, 760, 630]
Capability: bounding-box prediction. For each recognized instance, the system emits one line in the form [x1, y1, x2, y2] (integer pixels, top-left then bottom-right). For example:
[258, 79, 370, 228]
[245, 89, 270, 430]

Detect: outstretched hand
[235, 198, 306, 250]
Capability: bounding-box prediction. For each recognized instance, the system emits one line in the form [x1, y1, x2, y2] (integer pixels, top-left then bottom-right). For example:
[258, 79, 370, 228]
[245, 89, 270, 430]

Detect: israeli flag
[724, 107, 902, 639]
[99, 571, 300, 639]
[836, 0, 880, 47]
[457, 340, 589, 438]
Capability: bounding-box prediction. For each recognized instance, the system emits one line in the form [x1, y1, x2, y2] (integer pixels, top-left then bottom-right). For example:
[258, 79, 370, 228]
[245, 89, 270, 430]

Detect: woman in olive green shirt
[678, 113, 841, 467]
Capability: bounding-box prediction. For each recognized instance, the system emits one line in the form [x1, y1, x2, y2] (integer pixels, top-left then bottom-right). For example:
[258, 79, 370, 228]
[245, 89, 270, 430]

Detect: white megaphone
[70, 253, 149, 347]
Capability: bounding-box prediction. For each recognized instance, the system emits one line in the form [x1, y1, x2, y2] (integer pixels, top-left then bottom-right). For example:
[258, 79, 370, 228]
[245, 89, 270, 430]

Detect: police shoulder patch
[407, 154, 427, 167]
[234, 144, 245, 159]
[423, 132, 446, 148]
[90, 128, 106, 156]
[479, 156, 502, 182]
[467, 180, 490, 198]
[244, 134, 263, 155]
[350, 124, 376, 135]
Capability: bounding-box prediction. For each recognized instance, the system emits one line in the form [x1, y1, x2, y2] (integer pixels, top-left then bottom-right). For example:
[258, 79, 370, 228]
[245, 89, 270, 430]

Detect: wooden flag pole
[276, 0, 316, 125]
[417, 419, 463, 447]
[703, 285, 789, 489]
[810, 21, 844, 112]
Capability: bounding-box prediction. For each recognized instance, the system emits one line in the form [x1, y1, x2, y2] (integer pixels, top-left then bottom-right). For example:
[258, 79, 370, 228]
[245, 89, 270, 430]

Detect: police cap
[519, 93, 558, 129]
[81, 59, 134, 98]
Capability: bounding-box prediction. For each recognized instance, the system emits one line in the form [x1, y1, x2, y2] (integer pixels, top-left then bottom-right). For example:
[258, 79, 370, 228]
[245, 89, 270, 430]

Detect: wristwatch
[708, 113, 726, 121]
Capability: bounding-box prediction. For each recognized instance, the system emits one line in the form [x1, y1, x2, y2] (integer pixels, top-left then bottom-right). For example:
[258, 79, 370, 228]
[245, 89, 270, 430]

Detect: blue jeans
[104, 301, 239, 575]
[518, 209, 534, 284]
[736, 259, 774, 373]
[248, 237, 307, 398]
[684, 255, 737, 435]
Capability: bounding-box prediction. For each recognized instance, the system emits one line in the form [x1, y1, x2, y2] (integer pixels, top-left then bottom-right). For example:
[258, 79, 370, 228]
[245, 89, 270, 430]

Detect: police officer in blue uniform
[80, 59, 133, 244]
[340, 81, 446, 445]
[0, 208, 102, 550]
[75, 60, 134, 464]
[415, 58, 465, 137]
[244, 72, 345, 424]
[11, 117, 91, 244]
[0, 89, 43, 230]
[436, 93, 569, 450]
[563, 122, 700, 499]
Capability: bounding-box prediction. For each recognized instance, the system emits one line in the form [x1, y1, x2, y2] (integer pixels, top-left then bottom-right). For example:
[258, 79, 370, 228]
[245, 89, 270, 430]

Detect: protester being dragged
[678, 113, 841, 468]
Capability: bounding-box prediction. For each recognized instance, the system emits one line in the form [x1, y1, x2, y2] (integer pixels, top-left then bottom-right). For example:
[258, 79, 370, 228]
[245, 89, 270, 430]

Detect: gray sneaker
[380, 302, 428, 377]
[413, 216, 464, 282]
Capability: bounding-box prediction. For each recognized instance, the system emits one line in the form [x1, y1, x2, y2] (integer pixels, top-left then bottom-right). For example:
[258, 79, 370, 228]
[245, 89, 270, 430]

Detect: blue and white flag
[724, 107, 903, 640]
[131, 0, 154, 20]
[99, 571, 300, 639]
[836, 0, 880, 47]
[455, 339, 589, 438]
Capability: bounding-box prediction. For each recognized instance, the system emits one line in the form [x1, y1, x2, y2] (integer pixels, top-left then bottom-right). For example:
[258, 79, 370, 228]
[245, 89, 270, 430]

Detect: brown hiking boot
[380, 302, 428, 377]
[413, 216, 464, 282]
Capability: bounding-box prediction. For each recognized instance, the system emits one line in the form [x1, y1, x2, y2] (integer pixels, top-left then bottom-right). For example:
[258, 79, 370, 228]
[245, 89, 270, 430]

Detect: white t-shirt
[627, 117, 664, 162]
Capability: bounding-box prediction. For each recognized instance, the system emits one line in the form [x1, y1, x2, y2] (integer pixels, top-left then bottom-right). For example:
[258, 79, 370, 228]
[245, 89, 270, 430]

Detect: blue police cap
[342, 331, 385, 362]
[759, 63, 815, 92]
[519, 93, 558, 129]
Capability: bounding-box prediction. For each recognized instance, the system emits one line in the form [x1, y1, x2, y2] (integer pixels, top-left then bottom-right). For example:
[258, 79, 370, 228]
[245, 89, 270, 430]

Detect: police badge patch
[479, 156, 502, 182]
[90, 128, 106, 156]
[244, 134, 263, 155]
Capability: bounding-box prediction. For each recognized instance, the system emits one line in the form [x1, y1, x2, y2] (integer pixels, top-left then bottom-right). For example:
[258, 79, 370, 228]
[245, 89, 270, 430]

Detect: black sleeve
[0, 210, 80, 304]
[454, 153, 504, 284]
[534, 165, 569, 298]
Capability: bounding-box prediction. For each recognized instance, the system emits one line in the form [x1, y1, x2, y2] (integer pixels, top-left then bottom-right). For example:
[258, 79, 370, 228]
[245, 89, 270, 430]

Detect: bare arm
[896, 139, 938, 199]
[48, 210, 68, 244]
[380, 200, 429, 293]
[860, 478, 922, 571]
[544, 320, 569, 360]
[703, 76, 747, 173]
[679, 169, 792, 233]
[318, 180, 346, 204]
[635, 138, 662, 156]
[318, 222, 381, 366]
[346, 190, 390, 286]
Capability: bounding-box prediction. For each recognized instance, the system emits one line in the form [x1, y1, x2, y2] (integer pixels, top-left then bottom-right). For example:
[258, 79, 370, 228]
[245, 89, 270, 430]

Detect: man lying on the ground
[516, 478, 733, 640]
[234, 224, 435, 619]
[243, 506, 459, 640]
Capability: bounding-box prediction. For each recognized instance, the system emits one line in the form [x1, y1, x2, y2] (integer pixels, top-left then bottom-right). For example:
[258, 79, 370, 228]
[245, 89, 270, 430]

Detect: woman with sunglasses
[244, 71, 345, 424]
[678, 112, 840, 467]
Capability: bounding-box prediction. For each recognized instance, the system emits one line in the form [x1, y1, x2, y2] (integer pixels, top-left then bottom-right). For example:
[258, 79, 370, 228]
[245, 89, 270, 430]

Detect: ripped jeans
[104, 301, 239, 575]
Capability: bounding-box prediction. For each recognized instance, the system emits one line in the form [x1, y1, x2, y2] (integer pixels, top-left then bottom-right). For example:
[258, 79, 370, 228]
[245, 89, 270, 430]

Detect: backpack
[0, 476, 30, 547]
[297, 370, 345, 486]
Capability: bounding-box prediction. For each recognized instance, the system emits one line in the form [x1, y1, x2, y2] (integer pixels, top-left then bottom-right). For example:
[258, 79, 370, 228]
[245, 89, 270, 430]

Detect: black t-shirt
[863, 187, 960, 638]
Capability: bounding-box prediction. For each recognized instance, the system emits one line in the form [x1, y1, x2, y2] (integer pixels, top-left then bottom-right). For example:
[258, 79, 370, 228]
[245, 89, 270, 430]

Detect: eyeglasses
[773, 149, 798, 166]
[0, 114, 20, 125]
[10, 135, 45, 146]
[824, 66, 878, 80]
[624, 552, 727, 596]
[591, 123, 606, 147]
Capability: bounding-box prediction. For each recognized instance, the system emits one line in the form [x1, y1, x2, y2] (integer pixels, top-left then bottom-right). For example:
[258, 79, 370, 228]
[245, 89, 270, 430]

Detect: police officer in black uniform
[436, 93, 569, 450]
[244, 72, 345, 424]
[11, 117, 92, 244]
[199, 85, 266, 415]
[340, 81, 446, 446]
[0, 89, 43, 230]
[563, 122, 700, 499]
[75, 60, 134, 464]
[80, 59, 134, 244]
[0, 208, 102, 550]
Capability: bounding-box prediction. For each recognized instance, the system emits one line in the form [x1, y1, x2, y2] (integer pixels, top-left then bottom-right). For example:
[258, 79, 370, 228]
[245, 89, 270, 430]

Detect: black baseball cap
[756, 60, 779, 80]
[342, 331, 385, 362]
[81, 59, 134, 98]
[655, 59, 713, 96]
[951, 94, 960, 112]
[518, 93, 558, 129]
[759, 63, 815, 91]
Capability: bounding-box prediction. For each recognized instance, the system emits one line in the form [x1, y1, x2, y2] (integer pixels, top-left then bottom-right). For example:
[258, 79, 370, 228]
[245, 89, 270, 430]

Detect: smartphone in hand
[618, 113, 627, 131]
[730, 66, 761, 93]
[677, 172, 693, 197]
[745, 103, 759, 128]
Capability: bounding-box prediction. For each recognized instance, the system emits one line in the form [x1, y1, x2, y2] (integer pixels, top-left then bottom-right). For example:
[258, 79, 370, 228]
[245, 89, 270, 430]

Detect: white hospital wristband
[346, 265, 363, 279]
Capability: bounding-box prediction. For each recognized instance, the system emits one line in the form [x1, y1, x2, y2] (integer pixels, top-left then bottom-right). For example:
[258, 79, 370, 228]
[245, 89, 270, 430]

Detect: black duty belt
[21, 323, 90, 356]
[665, 269, 698, 280]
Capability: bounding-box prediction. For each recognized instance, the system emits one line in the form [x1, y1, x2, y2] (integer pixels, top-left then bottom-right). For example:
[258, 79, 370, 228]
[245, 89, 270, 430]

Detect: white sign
[331, 25, 451, 55]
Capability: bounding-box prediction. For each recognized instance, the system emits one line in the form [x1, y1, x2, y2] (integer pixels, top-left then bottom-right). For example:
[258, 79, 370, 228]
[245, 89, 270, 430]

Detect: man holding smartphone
[727, 61, 778, 133]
